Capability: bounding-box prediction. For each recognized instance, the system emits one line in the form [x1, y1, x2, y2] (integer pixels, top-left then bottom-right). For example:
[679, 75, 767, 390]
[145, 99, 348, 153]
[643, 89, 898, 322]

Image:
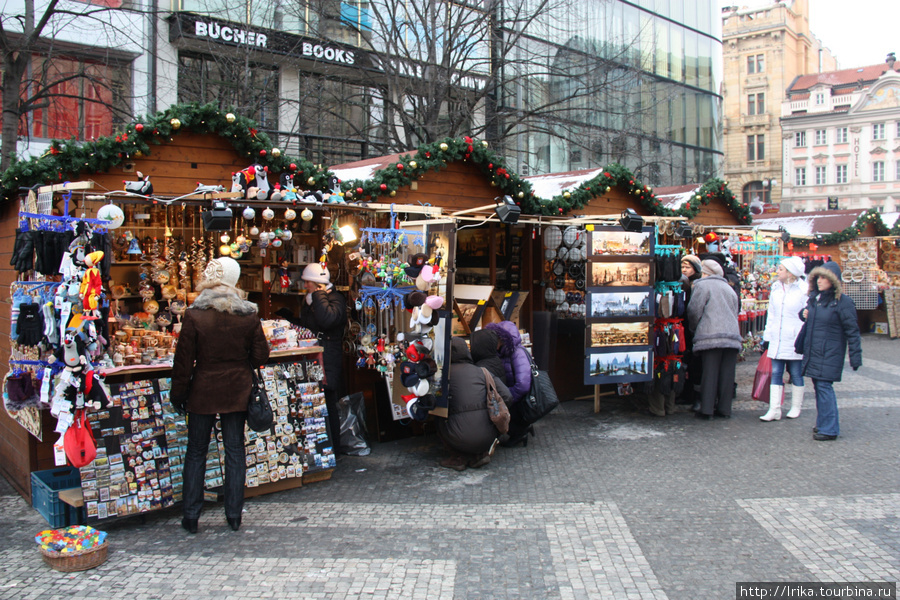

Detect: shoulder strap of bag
[481, 367, 499, 400]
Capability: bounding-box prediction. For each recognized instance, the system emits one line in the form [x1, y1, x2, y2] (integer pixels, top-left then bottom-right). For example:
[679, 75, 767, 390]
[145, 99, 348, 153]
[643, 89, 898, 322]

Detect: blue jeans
[771, 359, 804, 387]
[812, 379, 839, 437]
[183, 411, 247, 521]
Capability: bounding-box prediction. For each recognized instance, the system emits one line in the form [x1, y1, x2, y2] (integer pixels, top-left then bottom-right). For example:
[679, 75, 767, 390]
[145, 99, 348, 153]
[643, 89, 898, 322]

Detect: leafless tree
[1, 0, 138, 170]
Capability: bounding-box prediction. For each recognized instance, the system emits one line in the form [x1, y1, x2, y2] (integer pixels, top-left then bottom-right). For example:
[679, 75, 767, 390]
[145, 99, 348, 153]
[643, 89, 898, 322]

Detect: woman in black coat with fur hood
[797, 261, 862, 441]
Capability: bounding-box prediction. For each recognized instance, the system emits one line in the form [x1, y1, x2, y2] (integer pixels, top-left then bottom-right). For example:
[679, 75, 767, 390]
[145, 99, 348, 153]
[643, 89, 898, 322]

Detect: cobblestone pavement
[2, 335, 898, 600]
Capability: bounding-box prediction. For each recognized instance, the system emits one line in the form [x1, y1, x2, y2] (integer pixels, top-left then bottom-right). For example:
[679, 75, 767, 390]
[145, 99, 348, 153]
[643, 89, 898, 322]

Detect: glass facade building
[494, 0, 723, 184]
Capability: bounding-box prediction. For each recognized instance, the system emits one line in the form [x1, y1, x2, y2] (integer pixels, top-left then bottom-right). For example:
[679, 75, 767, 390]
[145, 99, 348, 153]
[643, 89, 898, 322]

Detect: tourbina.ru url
[736, 583, 896, 599]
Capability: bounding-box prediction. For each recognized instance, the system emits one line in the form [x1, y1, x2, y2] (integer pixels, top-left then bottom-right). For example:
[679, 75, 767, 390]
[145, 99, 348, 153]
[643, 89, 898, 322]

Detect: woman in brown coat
[171, 257, 269, 533]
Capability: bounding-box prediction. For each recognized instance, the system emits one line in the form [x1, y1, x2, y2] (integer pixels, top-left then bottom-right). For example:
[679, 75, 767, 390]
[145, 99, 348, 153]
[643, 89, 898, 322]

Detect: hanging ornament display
[250, 226, 260, 236]
[285, 208, 297, 221]
[243, 206, 256, 220]
[301, 208, 314, 221]
[262, 207, 275, 220]
[97, 203, 125, 229]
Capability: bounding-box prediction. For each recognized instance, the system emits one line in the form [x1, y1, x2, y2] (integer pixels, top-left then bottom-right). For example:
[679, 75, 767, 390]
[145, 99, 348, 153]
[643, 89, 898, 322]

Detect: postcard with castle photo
[589, 228, 652, 256]
[589, 261, 652, 288]
[588, 291, 653, 318]
[588, 322, 651, 348]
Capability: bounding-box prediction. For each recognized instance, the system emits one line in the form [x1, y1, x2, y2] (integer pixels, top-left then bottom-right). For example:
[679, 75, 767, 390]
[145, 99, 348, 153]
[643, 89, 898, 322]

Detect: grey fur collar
[190, 285, 258, 315]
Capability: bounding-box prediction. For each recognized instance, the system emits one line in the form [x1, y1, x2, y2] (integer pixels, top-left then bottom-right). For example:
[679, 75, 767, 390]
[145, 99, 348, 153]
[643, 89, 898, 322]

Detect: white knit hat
[780, 256, 805, 279]
[701, 259, 724, 277]
[201, 257, 241, 289]
[301, 263, 331, 284]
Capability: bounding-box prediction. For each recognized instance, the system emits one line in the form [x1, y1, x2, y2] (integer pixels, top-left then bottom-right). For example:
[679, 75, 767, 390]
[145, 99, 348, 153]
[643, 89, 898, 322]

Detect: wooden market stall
[0, 104, 344, 507]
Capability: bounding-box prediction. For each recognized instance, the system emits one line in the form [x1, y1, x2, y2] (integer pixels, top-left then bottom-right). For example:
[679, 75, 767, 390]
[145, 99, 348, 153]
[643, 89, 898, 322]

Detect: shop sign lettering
[301, 43, 356, 65]
[194, 21, 268, 48]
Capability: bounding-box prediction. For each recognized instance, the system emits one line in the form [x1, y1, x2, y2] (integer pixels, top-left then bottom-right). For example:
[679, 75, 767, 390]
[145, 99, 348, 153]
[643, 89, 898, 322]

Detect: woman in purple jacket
[485, 321, 534, 446]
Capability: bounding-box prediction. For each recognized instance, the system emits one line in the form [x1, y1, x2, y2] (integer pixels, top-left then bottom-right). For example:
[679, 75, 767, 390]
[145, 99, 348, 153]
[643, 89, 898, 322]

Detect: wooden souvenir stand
[0, 126, 343, 504]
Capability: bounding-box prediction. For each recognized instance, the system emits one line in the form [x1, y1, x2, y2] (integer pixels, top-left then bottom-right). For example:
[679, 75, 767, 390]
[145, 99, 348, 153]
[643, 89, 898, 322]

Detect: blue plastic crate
[31, 467, 81, 528]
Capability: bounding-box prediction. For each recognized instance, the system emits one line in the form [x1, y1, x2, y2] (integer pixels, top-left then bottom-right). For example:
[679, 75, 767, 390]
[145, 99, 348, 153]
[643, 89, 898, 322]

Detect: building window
[814, 129, 827, 145]
[742, 181, 769, 205]
[747, 54, 764, 74]
[897, 122, 900, 138]
[815, 93, 825, 105]
[747, 135, 764, 161]
[18, 55, 130, 141]
[177, 52, 279, 130]
[815, 166, 827, 185]
[873, 123, 885, 140]
[896, 160, 900, 181]
[794, 131, 806, 147]
[795, 168, 806, 186]
[836, 164, 848, 184]
[747, 93, 765, 115]
[836, 127, 848, 144]
[873, 161, 885, 182]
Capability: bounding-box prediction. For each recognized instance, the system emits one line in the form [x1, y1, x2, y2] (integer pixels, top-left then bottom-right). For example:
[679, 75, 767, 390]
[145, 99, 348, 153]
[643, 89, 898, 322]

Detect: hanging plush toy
[80, 251, 104, 313]
[124, 171, 153, 196]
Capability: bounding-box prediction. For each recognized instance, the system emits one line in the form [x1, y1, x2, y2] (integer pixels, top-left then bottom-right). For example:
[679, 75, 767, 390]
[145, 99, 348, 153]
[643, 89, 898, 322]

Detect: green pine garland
[0, 102, 329, 202]
[786, 208, 896, 248]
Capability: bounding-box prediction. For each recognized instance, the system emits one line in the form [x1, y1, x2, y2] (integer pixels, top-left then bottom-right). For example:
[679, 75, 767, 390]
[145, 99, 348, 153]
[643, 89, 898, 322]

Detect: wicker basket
[41, 541, 108, 572]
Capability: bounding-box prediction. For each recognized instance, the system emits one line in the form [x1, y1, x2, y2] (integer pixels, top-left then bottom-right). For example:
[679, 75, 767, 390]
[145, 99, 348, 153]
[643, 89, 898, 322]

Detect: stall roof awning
[652, 184, 701, 211]
[330, 153, 412, 182]
[751, 209, 868, 237]
[522, 168, 605, 200]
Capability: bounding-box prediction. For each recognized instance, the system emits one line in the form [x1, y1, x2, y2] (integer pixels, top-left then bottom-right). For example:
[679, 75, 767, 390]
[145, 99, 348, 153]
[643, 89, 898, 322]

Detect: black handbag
[246, 368, 274, 432]
[519, 354, 560, 425]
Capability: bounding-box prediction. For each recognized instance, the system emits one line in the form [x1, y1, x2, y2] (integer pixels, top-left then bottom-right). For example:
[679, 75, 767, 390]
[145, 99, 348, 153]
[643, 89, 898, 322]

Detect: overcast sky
[720, 0, 895, 70]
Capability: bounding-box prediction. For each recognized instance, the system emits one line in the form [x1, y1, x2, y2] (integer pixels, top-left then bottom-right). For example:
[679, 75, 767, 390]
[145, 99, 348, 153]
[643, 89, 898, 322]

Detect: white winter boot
[760, 384, 783, 421]
[786, 385, 803, 419]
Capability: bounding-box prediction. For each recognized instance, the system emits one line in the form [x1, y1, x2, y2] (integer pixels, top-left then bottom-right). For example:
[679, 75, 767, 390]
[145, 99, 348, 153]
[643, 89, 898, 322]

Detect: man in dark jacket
[470, 329, 505, 380]
[797, 261, 862, 440]
[298, 263, 348, 446]
[438, 337, 512, 471]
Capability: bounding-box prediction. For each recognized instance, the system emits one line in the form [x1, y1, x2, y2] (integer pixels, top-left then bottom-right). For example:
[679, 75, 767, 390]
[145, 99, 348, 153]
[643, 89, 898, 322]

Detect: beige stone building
[721, 0, 836, 212]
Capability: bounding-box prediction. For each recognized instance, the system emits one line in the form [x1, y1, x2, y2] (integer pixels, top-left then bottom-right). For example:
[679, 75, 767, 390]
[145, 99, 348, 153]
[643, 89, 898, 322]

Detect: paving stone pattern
[2, 335, 899, 600]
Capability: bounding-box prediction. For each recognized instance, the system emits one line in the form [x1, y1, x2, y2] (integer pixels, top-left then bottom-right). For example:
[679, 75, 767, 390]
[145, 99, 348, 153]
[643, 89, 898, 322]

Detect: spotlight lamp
[494, 195, 521, 224]
[619, 208, 643, 233]
[202, 200, 233, 231]
[675, 221, 693, 239]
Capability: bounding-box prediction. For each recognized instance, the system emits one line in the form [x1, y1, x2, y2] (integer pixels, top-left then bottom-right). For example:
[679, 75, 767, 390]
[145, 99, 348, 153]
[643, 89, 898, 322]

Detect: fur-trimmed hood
[189, 284, 259, 315]
[808, 262, 843, 299]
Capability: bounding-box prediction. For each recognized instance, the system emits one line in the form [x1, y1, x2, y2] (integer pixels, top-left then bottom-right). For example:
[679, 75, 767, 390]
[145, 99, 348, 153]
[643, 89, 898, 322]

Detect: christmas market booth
[754, 208, 900, 338]
[0, 103, 392, 524]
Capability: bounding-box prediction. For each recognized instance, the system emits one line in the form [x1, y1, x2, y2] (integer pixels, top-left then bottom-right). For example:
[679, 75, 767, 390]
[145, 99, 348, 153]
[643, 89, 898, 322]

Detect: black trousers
[699, 349, 738, 416]
[183, 411, 246, 521]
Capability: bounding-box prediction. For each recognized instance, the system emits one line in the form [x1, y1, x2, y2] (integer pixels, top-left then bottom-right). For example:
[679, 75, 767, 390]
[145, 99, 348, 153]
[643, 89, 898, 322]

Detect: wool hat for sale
[404, 253, 429, 278]
[399, 361, 421, 387]
[681, 254, 702, 275]
[414, 357, 437, 380]
[780, 256, 805, 279]
[405, 340, 429, 362]
[701, 259, 724, 277]
[200, 257, 241, 289]
[301, 263, 331, 284]
[403, 290, 427, 310]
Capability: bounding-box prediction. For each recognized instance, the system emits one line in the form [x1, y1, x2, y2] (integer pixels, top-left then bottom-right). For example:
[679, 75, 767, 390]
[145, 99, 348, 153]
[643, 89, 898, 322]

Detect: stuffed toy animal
[232, 164, 270, 200]
[79, 250, 104, 313]
[124, 171, 153, 196]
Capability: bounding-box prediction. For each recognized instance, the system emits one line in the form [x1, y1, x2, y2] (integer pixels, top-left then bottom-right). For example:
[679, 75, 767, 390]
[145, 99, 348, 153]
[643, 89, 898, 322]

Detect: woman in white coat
[759, 256, 807, 421]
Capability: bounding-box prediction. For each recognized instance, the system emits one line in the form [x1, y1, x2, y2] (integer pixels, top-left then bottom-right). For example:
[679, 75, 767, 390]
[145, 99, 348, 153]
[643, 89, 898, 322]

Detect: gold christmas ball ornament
[409, 161, 417, 169]
[439, 143, 449, 151]
[518, 191, 525, 199]
[301, 208, 314, 221]
[225, 113, 236, 123]
[307, 177, 316, 186]
[563, 191, 571, 199]
[482, 140, 489, 148]
[271, 148, 281, 157]
[219, 244, 232, 256]
[284, 208, 297, 220]
[170, 118, 181, 130]
[389, 190, 397, 197]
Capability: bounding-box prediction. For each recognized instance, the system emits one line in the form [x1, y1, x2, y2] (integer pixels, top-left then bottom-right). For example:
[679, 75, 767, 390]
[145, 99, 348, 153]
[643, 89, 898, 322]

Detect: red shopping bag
[751, 350, 773, 403]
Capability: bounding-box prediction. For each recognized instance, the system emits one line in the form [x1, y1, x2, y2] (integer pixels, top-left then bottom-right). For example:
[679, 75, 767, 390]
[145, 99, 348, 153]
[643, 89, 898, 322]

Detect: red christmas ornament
[356, 187, 364, 195]
[380, 184, 388, 191]
[558, 207, 563, 213]
[425, 152, 431, 158]
[260, 149, 267, 156]
[135, 123, 144, 132]
[488, 163, 493, 169]
[289, 163, 297, 171]
[397, 164, 404, 170]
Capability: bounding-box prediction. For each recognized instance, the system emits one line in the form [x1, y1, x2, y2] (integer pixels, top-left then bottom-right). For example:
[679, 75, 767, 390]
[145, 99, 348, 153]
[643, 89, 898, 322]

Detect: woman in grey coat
[686, 260, 743, 419]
